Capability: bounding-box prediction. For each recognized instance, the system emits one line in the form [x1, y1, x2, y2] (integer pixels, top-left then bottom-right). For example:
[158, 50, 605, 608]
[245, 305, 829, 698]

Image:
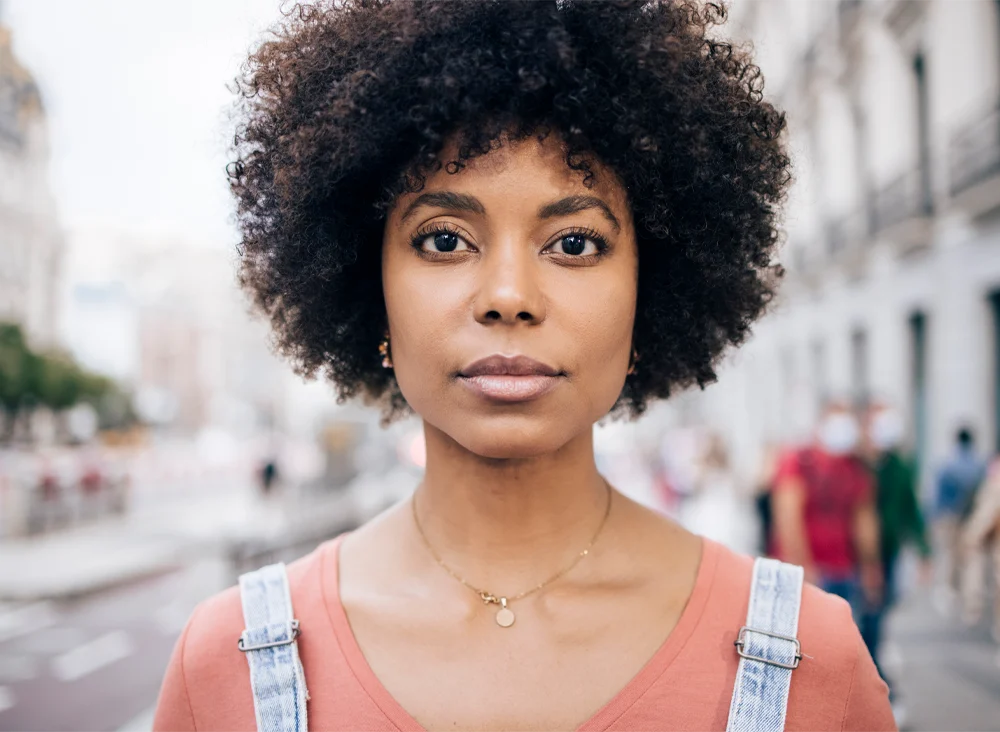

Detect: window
[989, 291, 1000, 453]
[909, 310, 929, 476]
[851, 327, 869, 409]
[913, 52, 934, 216]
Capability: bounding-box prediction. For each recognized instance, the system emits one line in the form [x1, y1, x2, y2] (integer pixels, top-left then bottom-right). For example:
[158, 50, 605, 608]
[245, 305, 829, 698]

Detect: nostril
[486, 310, 502, 321]
[517, 312, 533, 321]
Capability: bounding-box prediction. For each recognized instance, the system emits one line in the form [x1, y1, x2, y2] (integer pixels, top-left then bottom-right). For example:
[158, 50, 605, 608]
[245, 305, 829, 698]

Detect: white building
[682, 0, 1000, 487]
[61, 227, 340, 437]
[0, 16, 63, 347]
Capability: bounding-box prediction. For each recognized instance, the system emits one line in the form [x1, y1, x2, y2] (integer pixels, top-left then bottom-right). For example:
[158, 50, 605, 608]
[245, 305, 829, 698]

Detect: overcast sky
[6, 0, 283, 247]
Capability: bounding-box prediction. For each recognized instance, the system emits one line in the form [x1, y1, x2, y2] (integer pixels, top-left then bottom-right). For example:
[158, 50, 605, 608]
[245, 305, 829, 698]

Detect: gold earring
[626, 347, 639, 376]
[379, 333, 393, 369]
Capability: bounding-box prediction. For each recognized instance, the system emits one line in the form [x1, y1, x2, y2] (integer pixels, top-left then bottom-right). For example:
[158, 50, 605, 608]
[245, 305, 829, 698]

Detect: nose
[473, 239, 546, 326]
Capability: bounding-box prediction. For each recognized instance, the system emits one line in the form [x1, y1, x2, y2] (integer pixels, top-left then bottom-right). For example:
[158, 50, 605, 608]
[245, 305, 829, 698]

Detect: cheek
[561, 269, 637, 368]
[382, 257, 467, 380]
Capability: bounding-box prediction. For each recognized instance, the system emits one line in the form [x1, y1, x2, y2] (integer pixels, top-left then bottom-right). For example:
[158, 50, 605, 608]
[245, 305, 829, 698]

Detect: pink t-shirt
[153, 533, 894, 731]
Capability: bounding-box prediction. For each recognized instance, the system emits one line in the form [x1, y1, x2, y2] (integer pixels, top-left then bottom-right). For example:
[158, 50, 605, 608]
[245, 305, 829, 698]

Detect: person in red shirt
[772, 403, 883, 608]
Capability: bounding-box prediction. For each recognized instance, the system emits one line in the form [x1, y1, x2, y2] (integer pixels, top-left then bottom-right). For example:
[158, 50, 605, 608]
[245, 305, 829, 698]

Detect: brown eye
[549, 233, 602, 256]
[413, 229, 471, 254]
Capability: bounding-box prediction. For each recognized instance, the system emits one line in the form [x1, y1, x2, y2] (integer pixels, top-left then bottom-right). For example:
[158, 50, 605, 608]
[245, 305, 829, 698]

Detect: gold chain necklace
[411, 480, 612, 628]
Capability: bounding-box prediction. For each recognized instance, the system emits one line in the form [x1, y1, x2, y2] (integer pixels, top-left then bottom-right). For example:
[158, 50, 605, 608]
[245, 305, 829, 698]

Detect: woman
[153, 2, 893, 730]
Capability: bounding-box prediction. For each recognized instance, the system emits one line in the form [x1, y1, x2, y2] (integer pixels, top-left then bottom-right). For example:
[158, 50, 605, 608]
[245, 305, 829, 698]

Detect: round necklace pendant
[495, 597, 515, 627]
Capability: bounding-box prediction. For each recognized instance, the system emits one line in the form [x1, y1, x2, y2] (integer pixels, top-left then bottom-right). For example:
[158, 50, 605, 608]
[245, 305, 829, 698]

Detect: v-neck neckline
[320, 530, 719, 732]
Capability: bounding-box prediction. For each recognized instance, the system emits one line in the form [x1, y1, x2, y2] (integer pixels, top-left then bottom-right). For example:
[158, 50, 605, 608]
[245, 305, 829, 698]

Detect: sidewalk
[884, 584, 1000, 731]
[0, 481, 372, 602]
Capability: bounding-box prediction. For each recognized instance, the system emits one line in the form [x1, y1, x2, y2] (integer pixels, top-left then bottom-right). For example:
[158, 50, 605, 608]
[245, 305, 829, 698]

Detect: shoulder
[185, 540, 328, 657]
[706, 544, 893, 730]
[163, 541, 334, 729]
[709, 543, 866, 673]
[775, 448, 804, 475]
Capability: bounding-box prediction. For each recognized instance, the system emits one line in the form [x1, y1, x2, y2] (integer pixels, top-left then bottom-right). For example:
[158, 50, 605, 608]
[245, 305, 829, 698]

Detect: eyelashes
[548, 227, 610, 258]
[409, 222, 470, 255]
[409, 223, 612, 262]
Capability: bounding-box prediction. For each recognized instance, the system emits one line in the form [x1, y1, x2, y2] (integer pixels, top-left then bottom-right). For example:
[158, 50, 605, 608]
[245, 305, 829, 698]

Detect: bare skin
[338, 132, 702, 732]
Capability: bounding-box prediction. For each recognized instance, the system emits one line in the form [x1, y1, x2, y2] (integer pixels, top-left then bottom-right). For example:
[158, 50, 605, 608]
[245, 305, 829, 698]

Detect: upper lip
[459, 354, 561, 378]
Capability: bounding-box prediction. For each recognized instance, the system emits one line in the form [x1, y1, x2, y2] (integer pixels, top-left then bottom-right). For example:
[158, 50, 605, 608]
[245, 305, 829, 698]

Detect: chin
[441, 412, 583, 461]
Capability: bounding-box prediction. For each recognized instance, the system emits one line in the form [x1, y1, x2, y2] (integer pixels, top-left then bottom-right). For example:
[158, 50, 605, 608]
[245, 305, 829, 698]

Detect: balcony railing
[885, 0, 925, 38]
[824, 217, 849, 256]
[838, 0, 862, 33]
[823, 209, 869, 257]
[871, 168, 931, 234]
[948, 101, 1000, 197]
[838, 0, 862, 10]
[0, 79, 30, 152]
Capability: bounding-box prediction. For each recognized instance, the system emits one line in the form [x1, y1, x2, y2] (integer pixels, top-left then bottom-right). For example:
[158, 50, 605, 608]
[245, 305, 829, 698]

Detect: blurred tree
[0, 323, 31, 441]
[0, 322, 126, 443]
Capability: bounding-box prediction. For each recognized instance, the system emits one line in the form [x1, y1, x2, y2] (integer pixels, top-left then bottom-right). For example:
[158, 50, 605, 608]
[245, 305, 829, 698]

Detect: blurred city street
[2, 0, 1000, 729]
[0, 455, 418, 732]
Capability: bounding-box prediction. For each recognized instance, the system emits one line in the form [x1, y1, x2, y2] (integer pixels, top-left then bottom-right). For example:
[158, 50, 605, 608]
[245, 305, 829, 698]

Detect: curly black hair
[229, 0, 790, 421]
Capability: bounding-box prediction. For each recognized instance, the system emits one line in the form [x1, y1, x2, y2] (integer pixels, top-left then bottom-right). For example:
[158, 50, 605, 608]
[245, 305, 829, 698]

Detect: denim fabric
[238, 563, 310, 732]
[858, 555, 897, 696]
[726, 558, 804, 732]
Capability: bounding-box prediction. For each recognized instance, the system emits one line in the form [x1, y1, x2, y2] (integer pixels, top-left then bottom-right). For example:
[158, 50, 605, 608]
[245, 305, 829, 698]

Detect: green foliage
[0, 322, 121, 436]
[0, 323, 31, 412]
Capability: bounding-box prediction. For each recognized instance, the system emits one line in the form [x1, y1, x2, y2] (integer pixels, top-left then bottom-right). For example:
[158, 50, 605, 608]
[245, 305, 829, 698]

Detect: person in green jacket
[862, 404, 932, 720]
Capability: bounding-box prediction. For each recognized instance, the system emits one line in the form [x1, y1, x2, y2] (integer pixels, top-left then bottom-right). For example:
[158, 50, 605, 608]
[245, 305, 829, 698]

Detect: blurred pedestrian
[681, 434, 757, 555]
[771, 403, 883, 610]
[753, 441, 781, 556]
[860, 403, 932, 717]
[933, 426, 987, 612]
[958, 459, 1000, 640]
[259, 458, 280, 498]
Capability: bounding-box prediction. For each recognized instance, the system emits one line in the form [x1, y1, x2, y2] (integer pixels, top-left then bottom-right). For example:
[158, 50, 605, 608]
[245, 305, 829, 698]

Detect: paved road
[0, 557, 230, 732]
[885, 586, 1000, 731]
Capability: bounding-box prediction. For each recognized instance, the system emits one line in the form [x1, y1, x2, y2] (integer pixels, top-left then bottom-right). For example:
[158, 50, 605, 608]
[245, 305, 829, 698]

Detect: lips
[458, 354, 563, 403]
[459, 355, 561, 378]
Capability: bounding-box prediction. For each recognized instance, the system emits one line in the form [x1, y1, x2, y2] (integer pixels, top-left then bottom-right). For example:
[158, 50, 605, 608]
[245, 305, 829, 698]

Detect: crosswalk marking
[117, 704, 156, 732]
[0, 602, 56, 644]
[0, 654, 39, 683]
[51, 630, 133, 682]
[0, 686, 14, 714]
[153, 598, 192, 635]
[18, 626, 87, 655]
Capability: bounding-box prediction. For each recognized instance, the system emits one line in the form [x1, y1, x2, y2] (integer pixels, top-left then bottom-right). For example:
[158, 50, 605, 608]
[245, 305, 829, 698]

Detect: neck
[412, 421, 611, 592]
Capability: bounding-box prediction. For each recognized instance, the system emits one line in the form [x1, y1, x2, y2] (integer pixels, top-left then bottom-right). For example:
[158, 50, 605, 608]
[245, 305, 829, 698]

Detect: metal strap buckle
[734, 625, 802, 670]
[237, 619, 301, 652]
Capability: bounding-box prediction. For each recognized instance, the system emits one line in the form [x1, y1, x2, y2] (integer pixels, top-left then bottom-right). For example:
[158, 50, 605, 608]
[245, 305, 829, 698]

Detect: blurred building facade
[0, 13, 63, 346]
[61, 228, 339, 438]
[685, 0, 1000, 487]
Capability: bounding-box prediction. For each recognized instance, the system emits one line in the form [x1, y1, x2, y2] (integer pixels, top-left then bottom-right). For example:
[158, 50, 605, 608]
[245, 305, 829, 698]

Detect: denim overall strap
[726, 557, 804, 732]
[238, 563, 310, 732]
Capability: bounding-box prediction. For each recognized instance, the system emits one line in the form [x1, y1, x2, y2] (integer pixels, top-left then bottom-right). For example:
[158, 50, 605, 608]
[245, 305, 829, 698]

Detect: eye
[411, 226, 472, 254]
[546, 230, 608, 258]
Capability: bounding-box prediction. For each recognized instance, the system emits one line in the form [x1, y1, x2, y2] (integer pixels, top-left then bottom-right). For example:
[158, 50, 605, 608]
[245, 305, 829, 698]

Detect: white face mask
[870, 410, 904, 451]
[818, 413, 859, 455]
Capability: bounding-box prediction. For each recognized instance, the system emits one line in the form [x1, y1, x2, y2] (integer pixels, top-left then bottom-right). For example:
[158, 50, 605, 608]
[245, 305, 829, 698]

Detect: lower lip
[458, 374, 561, 403]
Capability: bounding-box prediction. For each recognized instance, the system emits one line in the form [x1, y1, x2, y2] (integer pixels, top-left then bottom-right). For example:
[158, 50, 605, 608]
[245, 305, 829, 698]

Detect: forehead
[389, 132, 631, 221]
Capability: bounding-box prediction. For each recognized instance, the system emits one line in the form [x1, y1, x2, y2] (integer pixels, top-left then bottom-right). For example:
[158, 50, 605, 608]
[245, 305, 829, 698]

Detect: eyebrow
[398, 191, 622, 233]
[538, 195, 621, 233]
[399, 192, 485, 224]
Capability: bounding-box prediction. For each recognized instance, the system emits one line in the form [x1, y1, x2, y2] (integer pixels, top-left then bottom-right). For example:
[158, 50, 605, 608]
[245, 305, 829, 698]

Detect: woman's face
[382, 133, 639, 459]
